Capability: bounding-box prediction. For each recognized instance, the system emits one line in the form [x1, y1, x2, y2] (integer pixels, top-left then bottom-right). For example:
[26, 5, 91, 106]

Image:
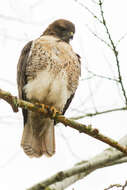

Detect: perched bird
[17, 19, 81, 157]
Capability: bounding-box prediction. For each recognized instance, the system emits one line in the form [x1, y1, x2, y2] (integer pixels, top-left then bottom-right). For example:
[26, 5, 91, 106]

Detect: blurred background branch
[28, 135, 127, 190]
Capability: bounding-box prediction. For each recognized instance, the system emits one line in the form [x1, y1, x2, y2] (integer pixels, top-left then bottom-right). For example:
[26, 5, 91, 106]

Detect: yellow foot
[36, 103, 60, 117]
[50, 106, 59, 118]
[39, 103, 48, 112]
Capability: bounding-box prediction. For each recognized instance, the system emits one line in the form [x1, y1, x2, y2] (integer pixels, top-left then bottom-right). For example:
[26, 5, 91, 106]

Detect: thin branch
[86, 68, 119, 82]
[116, 32, 127, 46]
[77, 0, 127, 106]
[70, 107, 127, 120]
[28, 135, 127, 190]
[104, 180, 127, 190]
[86, 25, 112, 49]
[74, 0, 102, 24]
[91, 0, 98, 4]
[104, 184, 122, 190]
[1, 88, 127, 155]
[98, 0, 127, 106]
[80, 76, 95, 80]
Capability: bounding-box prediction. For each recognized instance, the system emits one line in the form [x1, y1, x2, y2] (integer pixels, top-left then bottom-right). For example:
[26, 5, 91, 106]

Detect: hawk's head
[43, 19, 75, 43]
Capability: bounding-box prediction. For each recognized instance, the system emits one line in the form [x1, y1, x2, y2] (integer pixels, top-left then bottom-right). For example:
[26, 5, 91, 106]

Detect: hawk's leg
[40, 103, 45, 112]
[50, 106, 60, 118]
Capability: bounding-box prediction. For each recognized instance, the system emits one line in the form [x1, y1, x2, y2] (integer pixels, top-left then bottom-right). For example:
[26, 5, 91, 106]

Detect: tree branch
[1, 88, 127, 155]
[86, 25, 112, 49]
[70, 106, 127, 120]
[86, 68, 119, 82]
[98, 0, 127, 106]
[76, 0, 127, 106]
[104, 180, 127, 190]
[116, 32, 127, 46]
[27, 135, 127, 190]
[74, 0, 102, 24]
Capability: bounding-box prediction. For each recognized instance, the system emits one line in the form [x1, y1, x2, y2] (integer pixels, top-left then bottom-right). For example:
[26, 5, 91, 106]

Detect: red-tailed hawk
[17, 19, 81, 157]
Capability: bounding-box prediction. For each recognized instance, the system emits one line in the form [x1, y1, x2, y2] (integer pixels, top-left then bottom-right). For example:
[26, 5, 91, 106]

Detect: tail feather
[21, 112, 55, 157]
[42, 122, 55, 156]
[21, 124, 43, 157]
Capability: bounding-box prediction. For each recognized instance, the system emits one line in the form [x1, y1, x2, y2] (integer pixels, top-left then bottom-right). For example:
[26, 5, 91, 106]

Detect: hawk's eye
[59, 26, 66, 32]
[57, 25, 66, 32]
[56, 25, 66, 32]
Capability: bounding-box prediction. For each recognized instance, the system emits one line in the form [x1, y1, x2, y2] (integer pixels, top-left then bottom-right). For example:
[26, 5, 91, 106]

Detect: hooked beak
[61, 31, 74, 43]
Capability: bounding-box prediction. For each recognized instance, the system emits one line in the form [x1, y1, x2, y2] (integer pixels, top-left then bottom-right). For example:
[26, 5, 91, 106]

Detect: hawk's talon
[45, 105, 49, 109]
[50, 106, 59, 118]
[40, 104, 46, 112]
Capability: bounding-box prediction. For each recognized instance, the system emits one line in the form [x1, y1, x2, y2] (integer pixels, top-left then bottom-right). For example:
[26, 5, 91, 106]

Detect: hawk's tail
[21, 117, 55, 157]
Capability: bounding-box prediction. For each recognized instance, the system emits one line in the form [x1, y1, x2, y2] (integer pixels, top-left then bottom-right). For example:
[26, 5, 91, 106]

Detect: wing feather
[17, 41, 32, 124]
[62, 53, 81, 115]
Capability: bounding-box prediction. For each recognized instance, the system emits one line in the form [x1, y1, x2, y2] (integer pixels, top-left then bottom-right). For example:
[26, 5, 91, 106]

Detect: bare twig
[104, 180, 127, 190]
[74, 0, 102, 24]
[116, 32, 127, 46]
[86, 68, 119, 82]
[86, 25, 112, 49]
[91, 0, 98, 4]
[76, 0, 127, 106]
[70, 107, 127, 120]
[104, 184, 122, 190]
[1, 88, 127, 155]
[80, 76, 95, 80]
[98, 0, 127, 106]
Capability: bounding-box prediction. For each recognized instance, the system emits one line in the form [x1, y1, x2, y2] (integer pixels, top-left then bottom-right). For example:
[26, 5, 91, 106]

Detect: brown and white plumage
[17, 19, 81, 157]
